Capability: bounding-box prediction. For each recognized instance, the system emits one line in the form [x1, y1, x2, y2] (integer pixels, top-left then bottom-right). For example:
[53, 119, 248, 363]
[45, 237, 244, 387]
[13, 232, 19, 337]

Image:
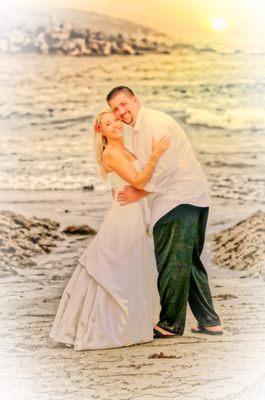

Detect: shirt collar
[133, 105, 146, 133]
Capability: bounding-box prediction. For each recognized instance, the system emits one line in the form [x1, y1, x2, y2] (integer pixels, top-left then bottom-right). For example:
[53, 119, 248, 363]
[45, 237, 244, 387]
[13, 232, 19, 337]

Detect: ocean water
[0, 48, 264, 206]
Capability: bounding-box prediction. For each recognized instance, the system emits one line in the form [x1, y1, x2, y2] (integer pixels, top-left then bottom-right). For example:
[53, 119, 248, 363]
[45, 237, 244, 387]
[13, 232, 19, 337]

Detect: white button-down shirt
[132, 106, 211, 229]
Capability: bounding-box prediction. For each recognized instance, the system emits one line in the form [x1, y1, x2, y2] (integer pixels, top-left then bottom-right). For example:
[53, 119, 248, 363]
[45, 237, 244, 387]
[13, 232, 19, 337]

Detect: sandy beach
[1, 190, 265, 400]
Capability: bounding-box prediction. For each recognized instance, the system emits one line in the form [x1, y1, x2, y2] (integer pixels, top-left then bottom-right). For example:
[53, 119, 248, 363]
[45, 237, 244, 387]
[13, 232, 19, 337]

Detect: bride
[49, 110, 172, 350]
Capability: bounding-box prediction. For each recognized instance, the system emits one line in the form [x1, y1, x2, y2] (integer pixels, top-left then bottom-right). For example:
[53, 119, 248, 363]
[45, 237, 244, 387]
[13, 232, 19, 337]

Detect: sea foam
[185, 107, 265, 131]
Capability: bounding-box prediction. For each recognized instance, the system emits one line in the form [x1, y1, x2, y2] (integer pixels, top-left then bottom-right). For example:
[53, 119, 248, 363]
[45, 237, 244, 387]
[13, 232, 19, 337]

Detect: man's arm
[116, 186, 151, 206]
[142, 115, 183, 194]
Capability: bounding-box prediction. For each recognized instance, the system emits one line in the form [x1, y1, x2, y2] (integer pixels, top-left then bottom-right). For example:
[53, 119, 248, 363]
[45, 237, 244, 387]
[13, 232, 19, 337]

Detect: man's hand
[116, 186, 149, 206]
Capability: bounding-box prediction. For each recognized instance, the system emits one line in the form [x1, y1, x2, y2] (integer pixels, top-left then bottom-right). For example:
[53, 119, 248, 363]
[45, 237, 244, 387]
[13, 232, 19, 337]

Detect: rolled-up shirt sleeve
[144, 116, 181, 193]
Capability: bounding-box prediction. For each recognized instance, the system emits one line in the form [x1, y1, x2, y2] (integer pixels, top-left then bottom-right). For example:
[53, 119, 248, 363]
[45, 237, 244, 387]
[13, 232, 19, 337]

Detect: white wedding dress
[49, 160, 161, 350]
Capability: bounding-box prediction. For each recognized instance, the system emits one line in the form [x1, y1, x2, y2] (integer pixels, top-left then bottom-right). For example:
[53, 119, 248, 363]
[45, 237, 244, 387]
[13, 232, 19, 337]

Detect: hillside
[0, 6, 171, 56]
[0, 6, 168, 40]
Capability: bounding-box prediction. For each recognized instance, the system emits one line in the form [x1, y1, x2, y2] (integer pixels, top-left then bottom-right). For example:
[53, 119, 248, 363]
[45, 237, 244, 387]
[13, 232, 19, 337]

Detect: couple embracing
[50, 86, 223, 350]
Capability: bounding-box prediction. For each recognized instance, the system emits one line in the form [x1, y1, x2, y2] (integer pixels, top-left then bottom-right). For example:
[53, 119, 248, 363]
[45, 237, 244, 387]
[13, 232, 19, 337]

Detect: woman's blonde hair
[92, 109, 113, 181]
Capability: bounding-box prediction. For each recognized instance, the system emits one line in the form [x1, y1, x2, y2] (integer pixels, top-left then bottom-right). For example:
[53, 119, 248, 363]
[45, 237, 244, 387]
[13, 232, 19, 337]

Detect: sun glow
[211, 18, 229, 32]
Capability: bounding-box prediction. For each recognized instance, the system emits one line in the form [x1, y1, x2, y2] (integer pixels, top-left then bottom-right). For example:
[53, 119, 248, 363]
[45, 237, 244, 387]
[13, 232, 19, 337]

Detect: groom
[106, 86, 223, 337]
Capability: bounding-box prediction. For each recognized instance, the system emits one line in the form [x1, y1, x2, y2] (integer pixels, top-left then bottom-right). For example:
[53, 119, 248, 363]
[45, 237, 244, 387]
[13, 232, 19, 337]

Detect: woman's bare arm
[104, 136, 170, 190]
[104, 150, 156, 190]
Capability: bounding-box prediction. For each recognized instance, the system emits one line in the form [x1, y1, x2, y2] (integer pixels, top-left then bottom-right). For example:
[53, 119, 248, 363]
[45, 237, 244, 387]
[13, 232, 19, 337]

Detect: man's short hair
[106, 86, 135, 103]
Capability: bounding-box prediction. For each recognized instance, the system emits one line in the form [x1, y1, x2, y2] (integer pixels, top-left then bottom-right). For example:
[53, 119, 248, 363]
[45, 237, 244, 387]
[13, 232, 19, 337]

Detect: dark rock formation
[0, 210, 64, 277]
[62, 225, 97, 235]
[212, 210, 265, 280]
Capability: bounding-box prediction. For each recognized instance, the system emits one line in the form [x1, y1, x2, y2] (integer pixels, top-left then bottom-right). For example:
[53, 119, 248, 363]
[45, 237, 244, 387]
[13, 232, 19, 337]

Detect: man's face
[108, 92, 140, 126]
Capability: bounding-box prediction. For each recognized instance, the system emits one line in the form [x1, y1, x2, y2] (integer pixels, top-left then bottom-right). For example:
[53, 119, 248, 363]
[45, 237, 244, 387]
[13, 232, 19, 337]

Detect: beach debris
[82, 185, 94, 191]
[62, 225, 97, 235]
[148, 352, 177, 359]
[0, 210, 64, 277]
[213, 294, 238, 300]
[212, 210, 265, 280]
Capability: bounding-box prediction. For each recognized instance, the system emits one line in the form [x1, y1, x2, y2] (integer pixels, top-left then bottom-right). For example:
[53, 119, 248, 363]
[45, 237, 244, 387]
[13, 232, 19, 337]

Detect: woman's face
[100, 112, 124, 140]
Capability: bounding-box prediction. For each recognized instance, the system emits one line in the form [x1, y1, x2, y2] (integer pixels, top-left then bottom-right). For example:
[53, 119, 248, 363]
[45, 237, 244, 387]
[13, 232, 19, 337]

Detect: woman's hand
[151, 135, 171, 161]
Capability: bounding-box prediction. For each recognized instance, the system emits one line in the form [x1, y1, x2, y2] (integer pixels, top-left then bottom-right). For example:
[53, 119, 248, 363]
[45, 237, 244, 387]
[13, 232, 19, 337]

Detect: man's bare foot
[153, 325, 175, 336]
[191, 324, 223, 335]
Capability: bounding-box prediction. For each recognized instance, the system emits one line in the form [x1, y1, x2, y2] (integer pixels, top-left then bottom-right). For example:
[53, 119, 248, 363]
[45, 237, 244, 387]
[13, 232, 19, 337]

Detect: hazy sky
[4, 0, 265, 42]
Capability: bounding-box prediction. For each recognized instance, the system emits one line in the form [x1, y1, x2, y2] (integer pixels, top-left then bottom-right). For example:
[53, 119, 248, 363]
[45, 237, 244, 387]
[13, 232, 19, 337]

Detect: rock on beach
[212, 210, 265, 280]
[0, 210, 64, 277]
[0, 210, 97, 278]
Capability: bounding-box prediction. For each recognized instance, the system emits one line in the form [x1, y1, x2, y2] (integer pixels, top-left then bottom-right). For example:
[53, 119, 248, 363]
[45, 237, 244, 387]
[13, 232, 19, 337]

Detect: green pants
[153, 204, 221, 335]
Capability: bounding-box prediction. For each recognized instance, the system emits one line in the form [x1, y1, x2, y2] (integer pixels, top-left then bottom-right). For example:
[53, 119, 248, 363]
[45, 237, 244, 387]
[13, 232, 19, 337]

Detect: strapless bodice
[107, 159, 140, 190]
